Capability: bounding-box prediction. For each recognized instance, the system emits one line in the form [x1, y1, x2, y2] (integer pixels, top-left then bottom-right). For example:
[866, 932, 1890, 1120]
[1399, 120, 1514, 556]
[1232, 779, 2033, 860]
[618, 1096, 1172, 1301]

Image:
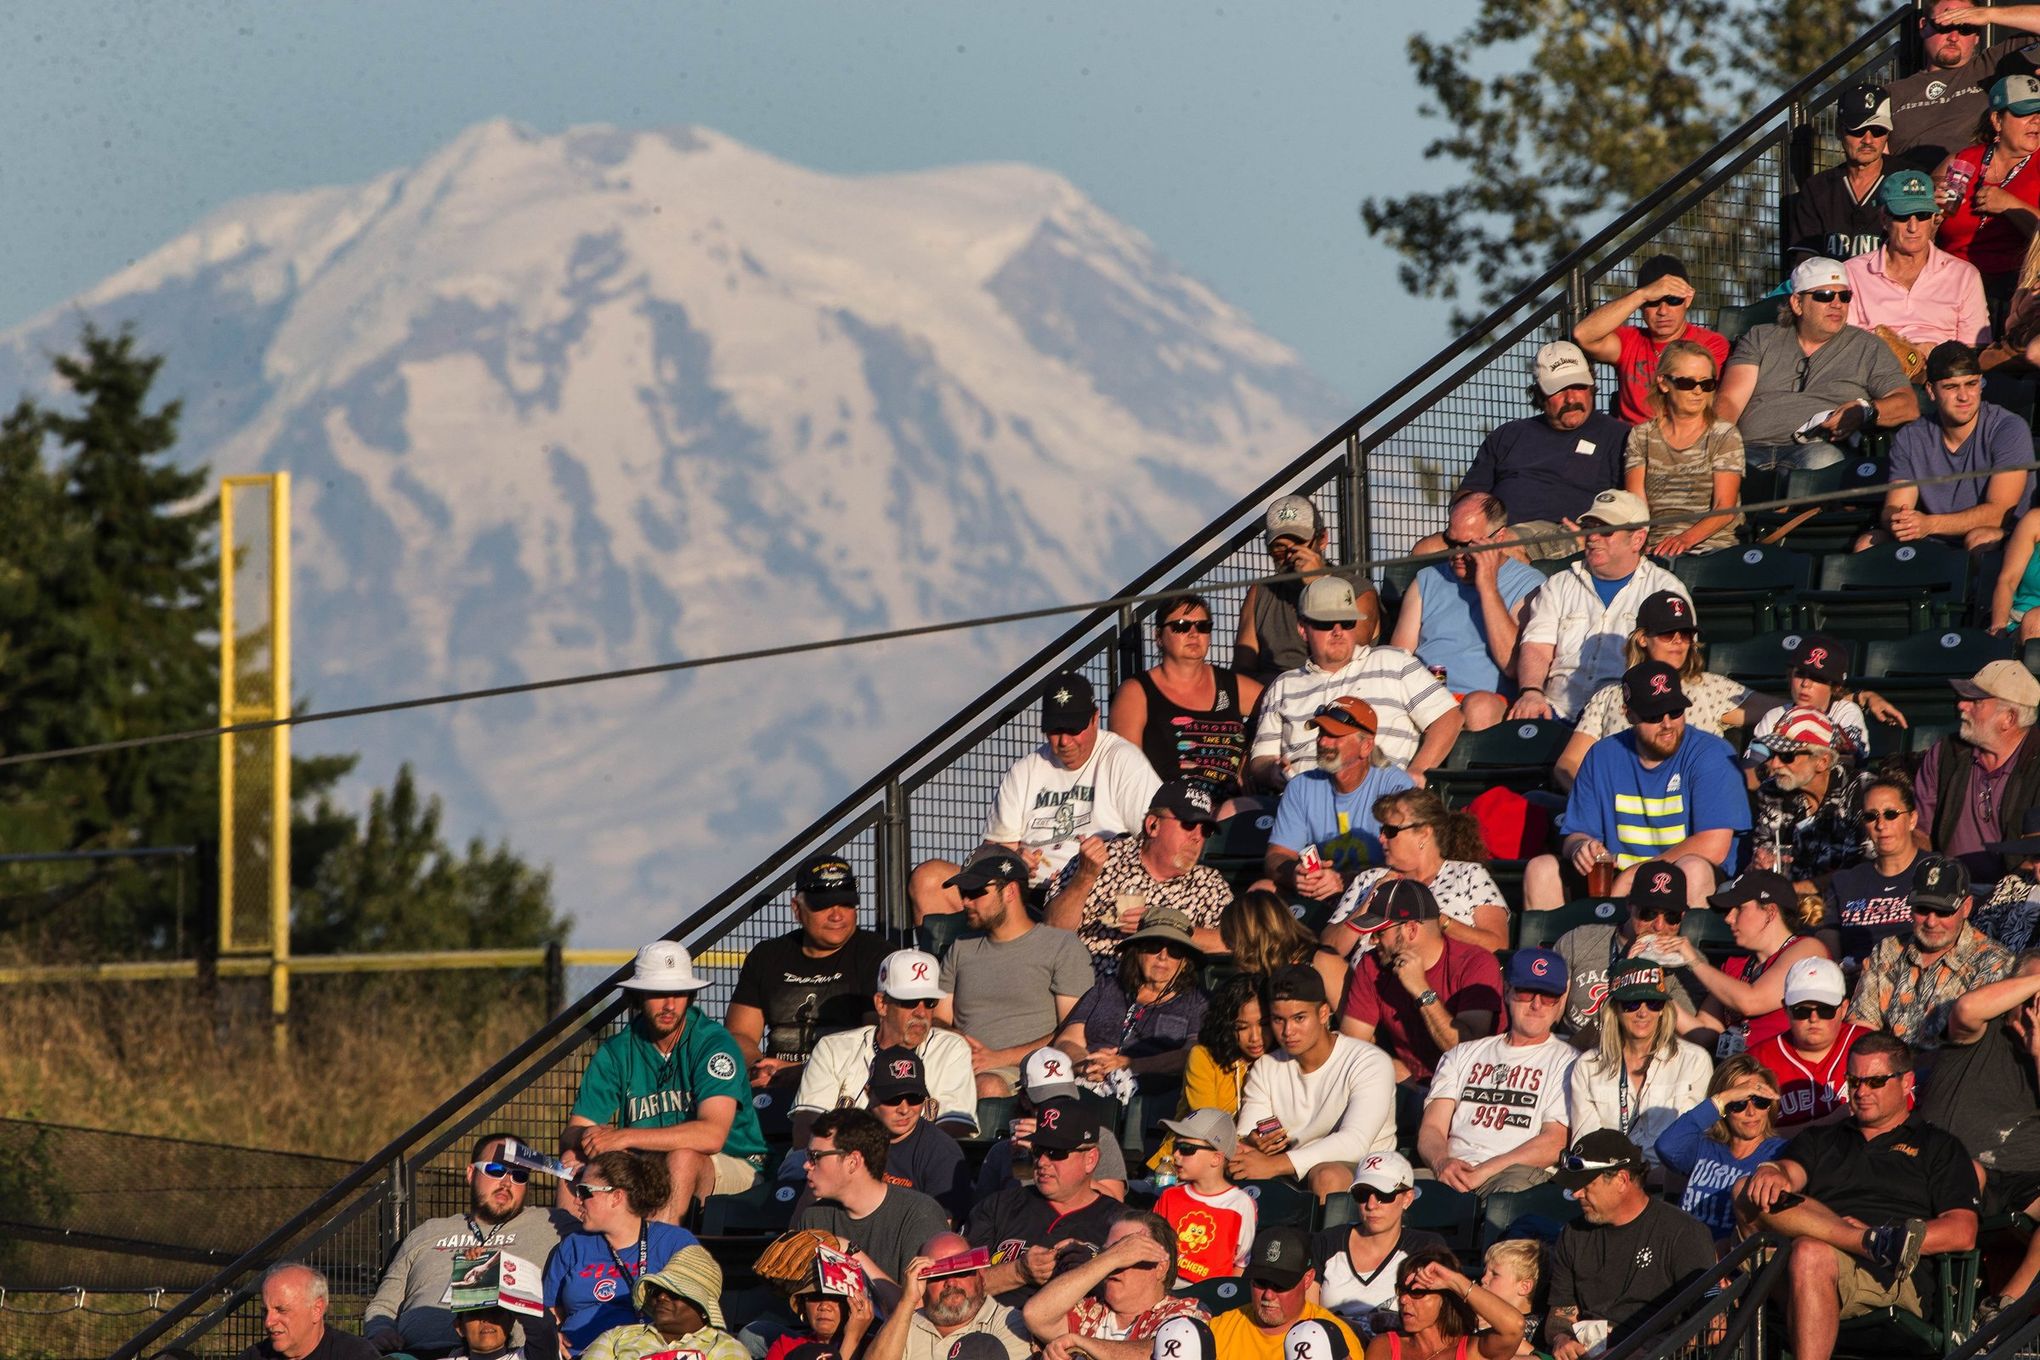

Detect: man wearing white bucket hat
[563, 940, 769, 1224]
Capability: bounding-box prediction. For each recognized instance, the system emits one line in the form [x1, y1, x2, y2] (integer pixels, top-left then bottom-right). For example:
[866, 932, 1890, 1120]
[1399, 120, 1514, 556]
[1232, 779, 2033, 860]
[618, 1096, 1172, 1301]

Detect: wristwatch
[1417, 988, 1440, 1008]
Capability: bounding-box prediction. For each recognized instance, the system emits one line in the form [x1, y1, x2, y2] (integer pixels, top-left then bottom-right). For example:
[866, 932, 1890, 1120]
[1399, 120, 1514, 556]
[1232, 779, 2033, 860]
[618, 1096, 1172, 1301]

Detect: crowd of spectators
[232, 12, 2040, 1360]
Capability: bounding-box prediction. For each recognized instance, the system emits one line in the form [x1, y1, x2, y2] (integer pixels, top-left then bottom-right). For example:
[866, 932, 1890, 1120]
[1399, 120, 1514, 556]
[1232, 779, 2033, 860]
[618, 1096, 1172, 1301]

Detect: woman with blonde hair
[1653, 1055, 1787, 1242]
[1623, 339, 1744, 557]
[1566, 960, 1714, 1169]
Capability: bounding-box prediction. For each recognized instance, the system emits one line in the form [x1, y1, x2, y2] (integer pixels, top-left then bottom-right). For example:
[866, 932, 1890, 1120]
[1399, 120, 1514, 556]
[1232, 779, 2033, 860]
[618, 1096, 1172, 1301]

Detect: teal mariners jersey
[570, 1010, 769, 1162]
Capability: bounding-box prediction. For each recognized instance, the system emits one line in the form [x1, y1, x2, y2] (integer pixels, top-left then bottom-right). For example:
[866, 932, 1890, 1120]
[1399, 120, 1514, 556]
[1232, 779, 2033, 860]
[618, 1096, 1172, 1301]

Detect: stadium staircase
[117, 8, 2040, 1357]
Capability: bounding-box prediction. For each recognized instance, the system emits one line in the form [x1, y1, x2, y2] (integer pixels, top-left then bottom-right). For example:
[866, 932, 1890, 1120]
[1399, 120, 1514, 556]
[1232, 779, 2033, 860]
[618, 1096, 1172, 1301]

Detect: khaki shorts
[1506, 519, 1580, 560]
[1829, 1247, 1922, 1319]
[711, 1152, 763, 1196]
[978, 1064, 1022, 1094]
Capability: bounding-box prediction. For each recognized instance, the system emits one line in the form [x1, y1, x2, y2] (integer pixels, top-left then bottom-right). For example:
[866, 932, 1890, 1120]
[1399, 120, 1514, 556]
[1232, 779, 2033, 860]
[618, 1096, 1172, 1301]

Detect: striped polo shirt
[1251, 646, 1458, 770]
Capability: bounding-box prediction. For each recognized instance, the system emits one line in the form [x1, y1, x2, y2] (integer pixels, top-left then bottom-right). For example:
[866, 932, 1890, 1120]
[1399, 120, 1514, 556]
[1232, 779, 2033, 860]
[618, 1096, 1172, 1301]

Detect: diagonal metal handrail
[114, 10, 1911, 1358]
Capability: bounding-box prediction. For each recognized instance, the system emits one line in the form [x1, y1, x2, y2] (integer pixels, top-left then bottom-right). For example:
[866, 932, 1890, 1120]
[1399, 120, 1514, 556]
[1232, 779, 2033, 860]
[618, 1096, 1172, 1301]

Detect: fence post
[1338, 433, 1372, 571]
[544, 941, 564, 1017]
[385, 1155, 410, 1259]
[1114, 605, 1142, 695]
[1561, 264, 1588, 336]
[879, 780, 912, 934]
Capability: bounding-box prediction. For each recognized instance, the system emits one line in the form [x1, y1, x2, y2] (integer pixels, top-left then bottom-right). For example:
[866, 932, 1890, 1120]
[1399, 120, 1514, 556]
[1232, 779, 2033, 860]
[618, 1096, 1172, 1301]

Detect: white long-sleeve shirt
[1565, 1038, 1715, 1165]
[1235, 1034, 1396, 1176]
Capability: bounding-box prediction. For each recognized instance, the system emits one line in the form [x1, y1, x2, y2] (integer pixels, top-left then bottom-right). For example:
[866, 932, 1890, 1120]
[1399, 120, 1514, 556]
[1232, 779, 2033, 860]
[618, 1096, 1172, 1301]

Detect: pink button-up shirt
[1845, 245, 1992, 349]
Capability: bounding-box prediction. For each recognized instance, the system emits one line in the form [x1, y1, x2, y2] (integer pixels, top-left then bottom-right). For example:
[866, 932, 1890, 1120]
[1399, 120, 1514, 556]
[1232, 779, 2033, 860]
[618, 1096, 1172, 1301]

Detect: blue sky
[1, 0, 1479, 403]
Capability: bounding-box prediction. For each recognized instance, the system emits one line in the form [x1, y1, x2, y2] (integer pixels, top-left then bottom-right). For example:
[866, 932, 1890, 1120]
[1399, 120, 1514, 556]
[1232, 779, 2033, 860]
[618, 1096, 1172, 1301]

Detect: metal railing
[111, 9, 1913, 1357]
[1606, 1231, 1786, 1360]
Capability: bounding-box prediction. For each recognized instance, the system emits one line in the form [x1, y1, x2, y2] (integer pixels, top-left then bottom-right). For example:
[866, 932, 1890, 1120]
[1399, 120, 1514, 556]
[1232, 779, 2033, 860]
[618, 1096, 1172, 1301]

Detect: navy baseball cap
[1506, 947, 1569, 995]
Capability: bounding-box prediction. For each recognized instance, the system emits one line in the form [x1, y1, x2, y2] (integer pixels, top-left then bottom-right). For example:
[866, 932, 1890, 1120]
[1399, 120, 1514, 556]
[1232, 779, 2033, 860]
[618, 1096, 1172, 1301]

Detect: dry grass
[0, 972, 548, 1158]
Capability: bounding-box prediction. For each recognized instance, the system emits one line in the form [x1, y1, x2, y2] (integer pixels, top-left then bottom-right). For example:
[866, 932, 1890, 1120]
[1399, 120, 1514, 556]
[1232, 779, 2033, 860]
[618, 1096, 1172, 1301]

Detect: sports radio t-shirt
[1426, 1031, 1577, 1165]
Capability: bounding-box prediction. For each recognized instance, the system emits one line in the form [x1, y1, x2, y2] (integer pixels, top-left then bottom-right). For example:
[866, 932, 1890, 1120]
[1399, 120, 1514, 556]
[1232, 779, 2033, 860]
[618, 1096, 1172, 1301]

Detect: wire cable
[0, 457, 2025, 772]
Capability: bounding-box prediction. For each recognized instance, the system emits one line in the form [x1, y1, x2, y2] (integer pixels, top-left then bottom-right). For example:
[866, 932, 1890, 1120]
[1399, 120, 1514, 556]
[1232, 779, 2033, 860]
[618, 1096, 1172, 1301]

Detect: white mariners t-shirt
[983, 730, 1161, 876]
[1427, 1031, 1576, 1165]
[790, 1025, 979, 1131]
[1331, 862, 1509, 936]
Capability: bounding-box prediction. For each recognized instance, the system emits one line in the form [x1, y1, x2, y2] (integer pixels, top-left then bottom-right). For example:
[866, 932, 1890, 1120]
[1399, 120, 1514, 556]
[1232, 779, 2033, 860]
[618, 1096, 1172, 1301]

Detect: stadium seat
[1705, 631, 1863, 692]
[1679, 905, 1736, 962]
[1800, 539, 1969, 639]
[1515, 898, 1624, 950]
[1534, 552, 1582, 579]
[1178, 1274, 1248, 1311]
[1121, 1081, 1181, 1158]
[970, 1095, 1017, 1145]
[1669, 545, 1813, 641]
[1404, 1179, 1479, 1254]
[1746, 458, 1888, 558]
[1238, 1177, 1315, 1231]
[1427, 719, 1576, 809]
[1716, 295, 1786, 346]
[1860, 629, 2014, 732]
[701, 1176, 800, 1236]
[1831, 1248, 1978, 1356]
[915, 913, 971, 963]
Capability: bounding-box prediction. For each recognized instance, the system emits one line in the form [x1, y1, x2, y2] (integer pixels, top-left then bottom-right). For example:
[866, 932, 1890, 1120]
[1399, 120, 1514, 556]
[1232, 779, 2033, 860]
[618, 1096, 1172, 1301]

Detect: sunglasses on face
[1664, 375, 1718, 391]
[1844, 125, 1891, 138]
[1354, 1185, 1405, 1204]
[569, 1183, 616, 1200]
[1851, 1072, 1902, 1090]
[1618, 998, 1666, 1013]
[1912, 902, 1962, 919]
[1804, 288, 1853, 304]
[1892, 211, 1937, 223]
[472, 1161, 532, 1183]
[959, 886, 996, 901]
[1154, 815, 1213, 838]
[1641, 295, 1689, 309]
[1378, 821, 1426, 840]
[1443, 533, 1484, 551]
[1771, 749, 1815, 764]
[1724, 1095, 1776, 1113]
[1788, 1002, 1840, 1022]
[1034, 1147, 1085, 1163]
[1174, 1142, 1217, 1156]
[1935, 20, 1985, 34]
[1304, 618, 1358, 633]
[1861, 808, 1908, 823]
[890, 996, 941, 1010]
[1637, 906, 1686, 924]
[1161, 619, 1214, 634]
[874, 1093, 924, 1108]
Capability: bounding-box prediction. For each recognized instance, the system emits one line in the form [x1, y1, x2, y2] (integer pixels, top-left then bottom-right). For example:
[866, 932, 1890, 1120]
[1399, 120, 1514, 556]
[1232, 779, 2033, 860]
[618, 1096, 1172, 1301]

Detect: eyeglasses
[1354, 1185, 1406, 1203]
[472, 1161, 532, 1183]
[1912, 901, 1962, 918]
[889, 996, 941, 1010]
[1379, 821, 1427, 840]
[1161, 619, 1214, 634]
[1804, 289, 1853, 304]
[1724, 1095, 1776, 1113]
[1851, 1072, 1902, 1090]
[1304, 618, 1358, 633]
[1641, 295, 1689, 309]
[1664, 375, 1718, 391]
[874, 1093, 924, 1107]
[1635, 905, 1686, 924]
[1617, 998, 1666, 1013]
[1034, 1146, 1087, 1162]
[1892, 211, 1937, 223]
[1789, 1002, 1841, 1020]
[1861, 808, 1908, 823]
[569, 1183, 617, 1200]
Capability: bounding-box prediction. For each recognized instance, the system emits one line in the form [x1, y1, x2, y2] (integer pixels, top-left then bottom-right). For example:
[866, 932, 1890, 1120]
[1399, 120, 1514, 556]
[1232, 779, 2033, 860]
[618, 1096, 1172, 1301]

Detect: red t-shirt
[1341, 936, 1504, 1081]
[1749, 1021, 1867, 1128]
[1723, 949, 1797, 1052]
[1155, 1182, 1253, 1282]
[1937, 143, 2040, 274]
[1613, 324, 1732, 425]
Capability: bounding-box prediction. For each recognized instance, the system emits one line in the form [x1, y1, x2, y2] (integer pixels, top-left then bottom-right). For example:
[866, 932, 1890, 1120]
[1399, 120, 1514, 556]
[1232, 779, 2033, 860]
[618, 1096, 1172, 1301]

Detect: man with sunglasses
[1787, 83, 1898, 266]
[1264, 697, 1414, 917]
[1890, 1, 2040, 172]
[910, 671, 1161, 927]
[1859, 340, 2032, 553]
[1415, 949, 1577, 1243]
[1573, 255, 1732, 427]
[1850, 853, 2014, 1051]
[1544, 1130, 1714, 1360]
[1020, 1209, 1202, 1360]
[1552, 863, 1704, 1046]
[1748, 958, 1868, 1130]
[1715, 256, 1918, 474]
[863, 1046, 972, 1222]
[1047, 779, 1232, 974]
[964, 1097, 1120, 1304]
[1388, 491, 1546, 732]
[1748, 707, 1866, 887]
[1737, 1031, 1980, 1360]
[366, 1133, 569, 1358]
[1844, 175, 1992, 367]
[1248, 576, 1461, 794]
[792, 948, 980, 1143]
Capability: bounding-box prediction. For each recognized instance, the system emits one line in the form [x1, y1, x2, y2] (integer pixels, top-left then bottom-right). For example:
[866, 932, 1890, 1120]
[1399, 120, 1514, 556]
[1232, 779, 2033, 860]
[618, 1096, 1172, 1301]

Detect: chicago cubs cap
[1028, 1097, 1100, 1151]
[868, 1045, 928, 1101]
[1912, 853, 1971, 911]
[1265, 494, 1320, 547]
[795, 854, 859, 907]
[1349, 1149, 1418, 1196]
[1150, 1315, 1218, 1360]
[1284, 1318, 1355, 1360]
[1506, 947, 1569, 995]
[877, 948, 946, 1001]
[1022, 1046, 1082, 1102]
[618, 939, 711, 993]
[1622, 659, 1689, 719]
[1245, 1225, 1312, 1289]
[1782, 956, 1847, 1007]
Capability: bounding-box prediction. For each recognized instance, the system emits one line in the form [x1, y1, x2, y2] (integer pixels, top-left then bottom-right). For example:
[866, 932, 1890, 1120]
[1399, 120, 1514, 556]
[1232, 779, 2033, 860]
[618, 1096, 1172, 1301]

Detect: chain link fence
[108, 12, 1912, 1359]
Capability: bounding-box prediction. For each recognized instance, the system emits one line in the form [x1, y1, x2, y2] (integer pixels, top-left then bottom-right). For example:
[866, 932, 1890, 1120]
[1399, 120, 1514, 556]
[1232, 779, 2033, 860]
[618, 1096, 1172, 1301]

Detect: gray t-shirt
[364, 1205, 570, 1353]
[941, 925, 1095, 1053]
[1888, 403, 2036, 518]
[1727, 322, 1911, 448]
[796, 1184, 952, 1286]
[1555, 923, 1700, 1045]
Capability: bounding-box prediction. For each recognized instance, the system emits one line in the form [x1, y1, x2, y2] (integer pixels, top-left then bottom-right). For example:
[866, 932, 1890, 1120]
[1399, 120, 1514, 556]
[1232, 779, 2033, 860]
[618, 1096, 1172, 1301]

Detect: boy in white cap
[792, 948, 980, 1143]
[1715, 255, 1919, 472]
[562, 940, 768, 1222]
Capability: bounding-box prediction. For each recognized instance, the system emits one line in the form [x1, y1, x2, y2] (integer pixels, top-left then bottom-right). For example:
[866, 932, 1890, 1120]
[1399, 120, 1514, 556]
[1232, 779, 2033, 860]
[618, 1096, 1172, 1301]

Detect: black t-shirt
[885, 1119, 973, 1223]
[1549, 1199, 1715, 1343]
[728, 929, 887, 1059]
[1784, 164, 1886, 264]
[1789, 1117, 1979, 1227]
[1821, 860, 1916, 968]
[1458, 412, 1628, 528]
[1919, 1017, 2040, 1177]
[239, 1330, 380, 1360]
[964, 1185, 1121, 1304]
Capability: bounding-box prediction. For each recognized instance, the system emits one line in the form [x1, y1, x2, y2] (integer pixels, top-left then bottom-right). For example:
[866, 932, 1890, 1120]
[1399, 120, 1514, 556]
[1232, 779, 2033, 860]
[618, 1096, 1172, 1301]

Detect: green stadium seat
[970, 1095, 1018, 1145]
[1679, 906, 1735, 962]
[1404, 1178, 1479, 1254]
[1800, 539, 1969, 639]
[701, 1176, 799, 1235]
[1534, 552, 1583, 579]
[1669, 544, 1813, 640]
[1239, 1177, 1315, 1231]
[1705, 631, 1863, 692]
[1746, 459, 1887, 558]
[1177, 1274, 1248, 1312]
[1832, 1248, 1978, 1356]
[1515, 898, 1625, 950]
[1427, 719, 1576, 809]
[915, 913, 972, 963]
[1860, 629, 2014, 732]
[1716, 296, 1786, 347]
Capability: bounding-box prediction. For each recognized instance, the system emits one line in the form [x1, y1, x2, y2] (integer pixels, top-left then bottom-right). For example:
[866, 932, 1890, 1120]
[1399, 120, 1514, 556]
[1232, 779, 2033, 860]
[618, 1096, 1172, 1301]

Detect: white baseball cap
[1789, 256, 1848, 294]
[617, 939, 710, 992]
[878, 948, 946, 1001]
[1022, 1046, 1081, 1100]
[1532, 340, 1593, 396]
[1350, 1150, 1419, 1197]
[1284, 1318, 1355, 1360]
[1782, 956, 1847, 1008]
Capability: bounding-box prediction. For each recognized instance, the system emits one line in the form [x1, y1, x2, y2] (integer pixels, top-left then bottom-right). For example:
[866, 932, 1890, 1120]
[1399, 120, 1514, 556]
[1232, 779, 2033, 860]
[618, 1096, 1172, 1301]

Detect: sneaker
[1976, 1293, 2012, 1328]
[1864, 1218, 1926, 1277]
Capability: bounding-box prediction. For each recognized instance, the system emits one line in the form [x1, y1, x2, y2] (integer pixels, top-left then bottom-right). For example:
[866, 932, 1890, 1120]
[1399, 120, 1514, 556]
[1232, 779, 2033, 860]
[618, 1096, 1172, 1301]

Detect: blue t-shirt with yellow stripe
[1562, 728, 1749, 870]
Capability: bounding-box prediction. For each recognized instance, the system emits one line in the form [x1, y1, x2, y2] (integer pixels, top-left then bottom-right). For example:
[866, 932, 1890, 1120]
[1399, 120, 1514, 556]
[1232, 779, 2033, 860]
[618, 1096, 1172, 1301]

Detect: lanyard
[1977, 142, 2034, 219]
[1617, 1055, 1652, 1133]
[605, 1230, 648, 1286]
[463, 1213, 497, 1254]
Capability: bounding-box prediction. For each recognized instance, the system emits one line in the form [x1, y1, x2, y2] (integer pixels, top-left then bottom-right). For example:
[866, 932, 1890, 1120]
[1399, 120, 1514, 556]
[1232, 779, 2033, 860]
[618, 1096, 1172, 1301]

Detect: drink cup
[1586, 859, 1619, 897]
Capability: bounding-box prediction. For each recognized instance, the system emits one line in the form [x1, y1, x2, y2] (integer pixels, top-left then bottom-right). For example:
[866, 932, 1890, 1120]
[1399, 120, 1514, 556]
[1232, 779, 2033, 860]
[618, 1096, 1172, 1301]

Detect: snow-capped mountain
[0, 120, 1346, 944]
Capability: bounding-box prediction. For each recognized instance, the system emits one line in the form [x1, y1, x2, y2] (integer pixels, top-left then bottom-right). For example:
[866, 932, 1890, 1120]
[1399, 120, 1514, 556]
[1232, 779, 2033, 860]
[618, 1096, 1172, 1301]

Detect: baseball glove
[753, 1228, 848, 1290]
